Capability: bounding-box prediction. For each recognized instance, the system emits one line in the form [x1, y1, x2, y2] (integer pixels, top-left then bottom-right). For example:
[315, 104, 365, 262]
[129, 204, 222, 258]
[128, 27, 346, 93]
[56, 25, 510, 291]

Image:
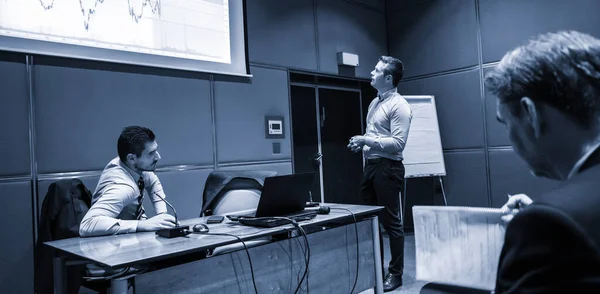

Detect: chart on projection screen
[0, 0, 231, 64]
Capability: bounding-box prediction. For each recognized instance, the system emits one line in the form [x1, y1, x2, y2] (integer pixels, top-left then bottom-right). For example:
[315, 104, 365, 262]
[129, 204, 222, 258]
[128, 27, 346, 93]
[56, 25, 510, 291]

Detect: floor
[387, 233, 427, 293]
[360, 232, 427, 294]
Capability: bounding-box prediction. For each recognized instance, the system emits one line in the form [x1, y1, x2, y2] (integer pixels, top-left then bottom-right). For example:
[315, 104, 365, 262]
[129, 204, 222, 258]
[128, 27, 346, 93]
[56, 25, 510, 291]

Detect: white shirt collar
[378, 88, 397, 101]
[567, 141, 600, 179]
[118, 158, 142, 181]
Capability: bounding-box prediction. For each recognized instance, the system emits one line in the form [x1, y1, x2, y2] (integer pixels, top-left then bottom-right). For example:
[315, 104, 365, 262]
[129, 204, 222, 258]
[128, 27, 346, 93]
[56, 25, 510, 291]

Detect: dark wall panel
[399, 69, 484, 149]
[0, 58, 30, 176]
[386, 0, 478, 78]
[151, 169, 212, 219]
[316, 0, 388, 78]
[34, 64, 213, 173]
[480, 0, 600, 63]
[0, 181, 33, 294]
[246, 0, 317, 70]
[483, 67, 511, 147]
[219, 161, 293, 176]
[488, 149, 561, 208]
[214, 66, 291, 163]
[352, 0, 385, 11]
[442, 151, 489, 207]
[404, 177, 436, 229]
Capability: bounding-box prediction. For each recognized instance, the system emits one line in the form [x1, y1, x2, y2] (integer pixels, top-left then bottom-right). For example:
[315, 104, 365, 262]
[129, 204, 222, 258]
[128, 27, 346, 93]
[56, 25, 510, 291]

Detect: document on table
[412, 205, 507, 290]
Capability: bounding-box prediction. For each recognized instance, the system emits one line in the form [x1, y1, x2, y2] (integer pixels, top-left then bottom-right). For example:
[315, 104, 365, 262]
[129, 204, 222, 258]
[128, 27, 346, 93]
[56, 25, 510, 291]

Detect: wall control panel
[265, 116, 284, 139]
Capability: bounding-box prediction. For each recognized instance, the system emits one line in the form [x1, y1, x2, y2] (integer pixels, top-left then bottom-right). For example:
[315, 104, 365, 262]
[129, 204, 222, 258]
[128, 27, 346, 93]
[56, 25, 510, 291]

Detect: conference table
[45, 203, 385, 294]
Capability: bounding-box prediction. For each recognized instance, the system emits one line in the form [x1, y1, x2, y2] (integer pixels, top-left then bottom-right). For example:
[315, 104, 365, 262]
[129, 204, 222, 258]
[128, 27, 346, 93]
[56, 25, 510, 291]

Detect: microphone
[152, 192, 189, 238]
[152, 192, 179, 224]
[308, 153, 322, 204]
[318, 206, 330, 214]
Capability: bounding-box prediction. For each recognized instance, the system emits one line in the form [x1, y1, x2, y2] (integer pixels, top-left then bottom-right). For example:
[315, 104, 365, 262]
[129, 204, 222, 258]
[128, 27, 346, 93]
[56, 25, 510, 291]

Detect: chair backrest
[35, 178, 92, 293]
[201, 170, 277, 216]
[39, 178, 92, 241]
[211, 189, 261, 215]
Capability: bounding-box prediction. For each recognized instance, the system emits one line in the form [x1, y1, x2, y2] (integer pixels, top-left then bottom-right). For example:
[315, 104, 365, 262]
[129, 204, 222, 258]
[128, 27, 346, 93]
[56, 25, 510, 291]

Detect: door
[361, 81, 377, 121]
[318, 88, 364, 205]
[290, 85, 322, 202]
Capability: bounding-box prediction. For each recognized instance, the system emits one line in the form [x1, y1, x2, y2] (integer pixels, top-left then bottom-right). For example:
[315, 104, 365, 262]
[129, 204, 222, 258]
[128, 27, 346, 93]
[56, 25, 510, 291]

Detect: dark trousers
[360, 158, 405, 277]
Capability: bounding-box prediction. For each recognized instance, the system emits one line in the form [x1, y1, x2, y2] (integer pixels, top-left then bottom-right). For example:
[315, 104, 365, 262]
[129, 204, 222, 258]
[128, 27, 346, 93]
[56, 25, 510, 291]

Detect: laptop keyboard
[235, 210, 316, 220]
[227, 210, 319, 227]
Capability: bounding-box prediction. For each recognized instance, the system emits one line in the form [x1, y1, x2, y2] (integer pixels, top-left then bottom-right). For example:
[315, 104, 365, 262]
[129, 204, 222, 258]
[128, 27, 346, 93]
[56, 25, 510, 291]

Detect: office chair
[201, 170, 277, 216]
[35, 178, 139, 294]
[78, 265, 140, 294]
[211, 189, 261, 216]
[201, 170, 277, 256]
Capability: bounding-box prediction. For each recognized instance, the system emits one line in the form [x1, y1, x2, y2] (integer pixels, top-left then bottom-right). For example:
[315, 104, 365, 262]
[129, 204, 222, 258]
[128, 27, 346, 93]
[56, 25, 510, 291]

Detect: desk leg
[372, 216, 384, 294]
[53, 256, 66, 294]
[110, 278, 129, 294]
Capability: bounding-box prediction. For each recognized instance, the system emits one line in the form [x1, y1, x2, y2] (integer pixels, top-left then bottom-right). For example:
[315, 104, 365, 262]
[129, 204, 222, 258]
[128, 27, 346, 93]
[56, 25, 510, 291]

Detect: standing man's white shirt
[363, 88, 413, 161]
[79, 156, 168, 237]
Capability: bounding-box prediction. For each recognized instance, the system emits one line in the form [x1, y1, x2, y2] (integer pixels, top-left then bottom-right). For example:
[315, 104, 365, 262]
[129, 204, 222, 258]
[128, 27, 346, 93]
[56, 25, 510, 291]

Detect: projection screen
[0, 0, 250, 77]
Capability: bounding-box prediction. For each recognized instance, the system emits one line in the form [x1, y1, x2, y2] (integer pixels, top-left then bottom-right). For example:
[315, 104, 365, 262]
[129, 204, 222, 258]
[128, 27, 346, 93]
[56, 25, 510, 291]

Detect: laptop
[226, 172, 318, 227]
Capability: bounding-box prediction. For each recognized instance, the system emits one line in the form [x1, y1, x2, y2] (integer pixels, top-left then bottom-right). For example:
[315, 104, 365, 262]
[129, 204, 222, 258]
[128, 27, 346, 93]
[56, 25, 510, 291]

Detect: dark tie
[136, 177, 145, 220]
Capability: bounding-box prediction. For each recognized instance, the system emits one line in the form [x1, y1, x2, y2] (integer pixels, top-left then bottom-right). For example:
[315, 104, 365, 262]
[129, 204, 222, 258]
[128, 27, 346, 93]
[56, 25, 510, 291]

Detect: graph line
[127, 0, 161, 23]
[36, 0, 161, 31]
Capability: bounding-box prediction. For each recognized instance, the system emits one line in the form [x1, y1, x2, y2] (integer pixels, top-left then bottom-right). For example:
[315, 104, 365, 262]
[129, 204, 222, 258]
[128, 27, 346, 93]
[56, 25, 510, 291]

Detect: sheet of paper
[412, 205, 507, 290]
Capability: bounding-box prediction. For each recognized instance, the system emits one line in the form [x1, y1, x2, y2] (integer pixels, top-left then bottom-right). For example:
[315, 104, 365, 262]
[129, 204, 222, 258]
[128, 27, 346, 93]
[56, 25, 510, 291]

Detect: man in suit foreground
[486, 30, 600, 293]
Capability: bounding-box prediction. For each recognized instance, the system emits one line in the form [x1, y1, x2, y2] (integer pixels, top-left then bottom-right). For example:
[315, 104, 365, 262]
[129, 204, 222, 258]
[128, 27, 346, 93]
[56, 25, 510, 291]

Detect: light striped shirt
[363, 88, 413, 161]
[79, 157, 167, 237]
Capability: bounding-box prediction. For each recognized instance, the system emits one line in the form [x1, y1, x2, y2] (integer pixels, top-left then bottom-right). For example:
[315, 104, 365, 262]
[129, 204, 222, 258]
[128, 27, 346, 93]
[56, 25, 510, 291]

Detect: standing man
[348, 56, 412, 292]
[79, 126, 177, 237]
[486, 30, 600, 293]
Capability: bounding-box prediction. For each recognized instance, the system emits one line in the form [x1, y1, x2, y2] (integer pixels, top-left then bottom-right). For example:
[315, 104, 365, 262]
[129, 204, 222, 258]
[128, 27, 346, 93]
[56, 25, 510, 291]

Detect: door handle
[320, 107, 326, 127]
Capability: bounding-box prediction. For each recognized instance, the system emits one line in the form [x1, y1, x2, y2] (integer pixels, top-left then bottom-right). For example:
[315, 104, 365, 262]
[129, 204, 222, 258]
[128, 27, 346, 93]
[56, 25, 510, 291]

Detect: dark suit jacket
[35, 178, 92, 294]
[495, 150, 600, 293]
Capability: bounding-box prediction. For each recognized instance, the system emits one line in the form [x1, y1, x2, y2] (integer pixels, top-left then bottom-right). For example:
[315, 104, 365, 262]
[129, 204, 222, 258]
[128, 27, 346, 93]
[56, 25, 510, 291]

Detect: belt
[365, 157, 401, 164]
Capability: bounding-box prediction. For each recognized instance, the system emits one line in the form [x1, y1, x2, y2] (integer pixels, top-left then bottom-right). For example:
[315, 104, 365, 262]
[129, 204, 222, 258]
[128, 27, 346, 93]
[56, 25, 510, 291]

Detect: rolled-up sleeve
[365, 102, 412, 153]
[79, 184, 139, 237]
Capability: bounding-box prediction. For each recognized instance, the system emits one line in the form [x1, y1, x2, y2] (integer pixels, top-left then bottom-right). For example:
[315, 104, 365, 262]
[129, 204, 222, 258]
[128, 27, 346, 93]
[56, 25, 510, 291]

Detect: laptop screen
[254, 172, 316, 217]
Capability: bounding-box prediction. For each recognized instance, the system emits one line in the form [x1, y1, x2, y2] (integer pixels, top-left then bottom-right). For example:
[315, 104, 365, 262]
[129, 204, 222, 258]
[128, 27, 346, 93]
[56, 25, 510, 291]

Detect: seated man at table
[79, 126, 177, 237]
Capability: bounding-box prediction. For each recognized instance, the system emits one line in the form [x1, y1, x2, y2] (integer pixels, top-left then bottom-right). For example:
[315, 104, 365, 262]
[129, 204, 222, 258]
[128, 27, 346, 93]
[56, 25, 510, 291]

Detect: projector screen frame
[0, 0, 252, 78]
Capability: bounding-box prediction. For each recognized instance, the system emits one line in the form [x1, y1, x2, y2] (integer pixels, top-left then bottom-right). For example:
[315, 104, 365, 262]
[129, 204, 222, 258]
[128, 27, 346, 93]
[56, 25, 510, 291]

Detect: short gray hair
[485, 30, 600, 128]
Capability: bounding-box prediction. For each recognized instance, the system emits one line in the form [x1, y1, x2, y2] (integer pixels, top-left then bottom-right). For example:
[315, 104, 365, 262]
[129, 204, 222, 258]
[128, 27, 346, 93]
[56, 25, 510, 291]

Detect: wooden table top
[45, 203, 382, 268]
